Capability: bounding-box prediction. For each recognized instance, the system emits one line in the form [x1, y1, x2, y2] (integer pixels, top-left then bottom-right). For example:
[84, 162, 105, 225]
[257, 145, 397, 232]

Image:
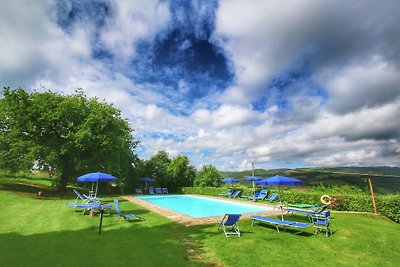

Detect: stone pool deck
[123, 194, 283, 226]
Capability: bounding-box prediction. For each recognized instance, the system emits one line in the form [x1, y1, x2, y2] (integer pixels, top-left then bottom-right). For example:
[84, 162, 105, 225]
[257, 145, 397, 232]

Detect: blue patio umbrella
[258, 175, 302, 219]
[140, 177, 155, 193]
[244, 176, 263, 195]
[221, 177, 239, 183]
[77, 172, 117, 198]
[221, 177, 239, 188]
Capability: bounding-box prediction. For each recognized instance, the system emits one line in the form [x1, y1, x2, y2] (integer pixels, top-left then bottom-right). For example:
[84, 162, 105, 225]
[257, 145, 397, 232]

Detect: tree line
[0, 88, 223, 192]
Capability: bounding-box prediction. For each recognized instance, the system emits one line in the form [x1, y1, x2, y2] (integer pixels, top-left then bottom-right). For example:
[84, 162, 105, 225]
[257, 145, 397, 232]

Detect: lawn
[1, 187, 400, 266]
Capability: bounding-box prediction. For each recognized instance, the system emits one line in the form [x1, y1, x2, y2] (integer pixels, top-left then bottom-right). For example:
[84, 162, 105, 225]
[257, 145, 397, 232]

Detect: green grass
[1, 184, 400, 266]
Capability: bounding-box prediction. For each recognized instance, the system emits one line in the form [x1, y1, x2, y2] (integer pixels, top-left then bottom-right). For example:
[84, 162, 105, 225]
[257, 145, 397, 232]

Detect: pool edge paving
[123, 194, 282, 226]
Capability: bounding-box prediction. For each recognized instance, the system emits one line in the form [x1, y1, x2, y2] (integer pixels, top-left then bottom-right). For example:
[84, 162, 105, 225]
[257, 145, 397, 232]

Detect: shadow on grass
[0, 219, 196, 267]
[0, 182, 57, 198]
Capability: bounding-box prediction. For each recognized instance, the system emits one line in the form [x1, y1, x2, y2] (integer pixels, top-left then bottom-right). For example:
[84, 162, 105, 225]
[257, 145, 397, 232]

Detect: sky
[1, 0, 400, 171]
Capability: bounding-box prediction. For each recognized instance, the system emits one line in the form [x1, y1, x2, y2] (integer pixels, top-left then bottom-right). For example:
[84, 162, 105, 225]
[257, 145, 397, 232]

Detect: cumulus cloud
[322, 61, 400, 114]
[100, 0, 170, 60]
[1, 0, 399, 171]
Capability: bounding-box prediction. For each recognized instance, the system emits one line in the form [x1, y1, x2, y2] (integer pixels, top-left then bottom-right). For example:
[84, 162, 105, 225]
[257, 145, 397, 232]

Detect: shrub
[178, 186, 400, 223]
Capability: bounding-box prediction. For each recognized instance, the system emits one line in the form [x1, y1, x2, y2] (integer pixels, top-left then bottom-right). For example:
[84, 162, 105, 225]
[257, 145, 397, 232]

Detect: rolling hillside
[222, 166, 400, 194]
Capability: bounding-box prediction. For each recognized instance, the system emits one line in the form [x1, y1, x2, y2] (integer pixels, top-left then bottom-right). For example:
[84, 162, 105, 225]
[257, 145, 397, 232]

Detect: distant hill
[222, 166, 400, 194]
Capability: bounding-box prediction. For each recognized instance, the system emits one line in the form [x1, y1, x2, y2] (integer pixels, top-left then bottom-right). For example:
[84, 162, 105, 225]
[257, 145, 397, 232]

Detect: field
[222, 166, 400, 194]
[1, 176, 400, 267]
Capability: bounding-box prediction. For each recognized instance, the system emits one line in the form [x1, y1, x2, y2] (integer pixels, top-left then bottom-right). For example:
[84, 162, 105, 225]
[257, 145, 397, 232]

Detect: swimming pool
[136, 195, 273, 218]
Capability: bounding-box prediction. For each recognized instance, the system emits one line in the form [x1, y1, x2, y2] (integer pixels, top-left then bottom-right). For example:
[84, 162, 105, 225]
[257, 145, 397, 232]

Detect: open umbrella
[140, 177, 155, 193]
[258, 175, 302, 219]
[244, 176, 263, 195]
[221, 177, 239, 189]
[77, 172, 117, 198]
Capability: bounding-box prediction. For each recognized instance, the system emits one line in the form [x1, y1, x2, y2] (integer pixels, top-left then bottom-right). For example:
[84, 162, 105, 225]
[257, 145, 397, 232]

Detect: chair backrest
[113, 199, 123, 216]
[73, 189, 87, 201]
[267, 193, 277, 202]
[260, 189, 269, 195]
[231, 191, 241, 198]
[224, 214, 242, 226]
[135, 188, 142, 194]
[315, 205, 328, 214]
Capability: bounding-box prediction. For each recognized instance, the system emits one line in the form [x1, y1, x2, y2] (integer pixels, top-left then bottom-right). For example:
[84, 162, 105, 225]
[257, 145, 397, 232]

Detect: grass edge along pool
[136, 195, 273, 218]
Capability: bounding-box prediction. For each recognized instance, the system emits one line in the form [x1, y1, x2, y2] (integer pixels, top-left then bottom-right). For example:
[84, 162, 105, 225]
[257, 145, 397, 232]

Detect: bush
[178, 186, 400, 223]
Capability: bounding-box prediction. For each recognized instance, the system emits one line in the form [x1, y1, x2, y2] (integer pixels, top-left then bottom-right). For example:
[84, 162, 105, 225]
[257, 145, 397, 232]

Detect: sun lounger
[66, 202, 112, 214]
[148, 186, 155, 195]
[248, 189, 268, 201]
[287, 203, 320, 208]
[73, 189, 96, 204]
[286, 205, 329, 218]
[113, 199, 144, 221]
[156, 187, 162, 194]
[266, 193, 277, 202]
[219, 189, 233, 197]
[162, 188, 168, 194]
[135, 188, 143, 195]
[250, 216, 311, 233]
[230, 190, 241, 198]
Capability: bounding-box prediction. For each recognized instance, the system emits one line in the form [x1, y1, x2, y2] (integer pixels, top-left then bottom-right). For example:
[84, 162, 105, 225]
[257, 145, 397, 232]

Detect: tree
[167, 155, 196, 188]
[0, 87, 138, 192]
[147, 150, 171, 187]
[194, 164, 223, 187]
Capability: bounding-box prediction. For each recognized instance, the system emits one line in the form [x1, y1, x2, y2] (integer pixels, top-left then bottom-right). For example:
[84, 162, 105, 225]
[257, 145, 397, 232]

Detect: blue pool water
[136, 195, 272, 218]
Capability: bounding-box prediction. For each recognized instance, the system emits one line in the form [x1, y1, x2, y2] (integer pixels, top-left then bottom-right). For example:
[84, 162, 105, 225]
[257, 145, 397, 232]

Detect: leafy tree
[194, 164, 223, 187]
[147, 150, 171, 187]
[0, 87, 138, 192]
[167, 155, 196, 188]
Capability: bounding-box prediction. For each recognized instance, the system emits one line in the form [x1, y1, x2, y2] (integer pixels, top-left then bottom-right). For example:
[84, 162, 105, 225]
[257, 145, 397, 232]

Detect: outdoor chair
[218, 214, 242, 237]
[73, 189, 95, 204]
[219, 189, 233, 197]
[148, 186, 155, 195]
[156, 187, 162, 194]
[248, 189, 268, 201]
[240, 191, 258, 198]
[310, 211, 332, 237]
[162, 188, 168, 194]
[230, 190, 241, 198]
[113, 199, 144, 222]
[266, 193, 277, 202]
[135, 188, 143, 195]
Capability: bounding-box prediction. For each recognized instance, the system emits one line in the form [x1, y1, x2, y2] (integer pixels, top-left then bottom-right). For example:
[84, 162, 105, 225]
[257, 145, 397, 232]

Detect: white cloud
[322, 61, 400, 114]
[1, 0, 399, 171]
[100, 0, 171, 60]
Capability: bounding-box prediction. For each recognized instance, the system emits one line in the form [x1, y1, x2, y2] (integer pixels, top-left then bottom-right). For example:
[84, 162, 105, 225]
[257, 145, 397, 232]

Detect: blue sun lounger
[286, 205, 329, 219]
[219, 189, 233, 197]
[66, 202, 112, 214]
[248, 189, 268, 201]
[230, 190, 241, 198]
[250, 216, 311, 233]
[113, 199, 144, 221]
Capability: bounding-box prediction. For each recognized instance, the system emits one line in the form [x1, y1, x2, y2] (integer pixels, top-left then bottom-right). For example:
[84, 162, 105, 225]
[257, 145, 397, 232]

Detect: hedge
[177, 186, 400, 223]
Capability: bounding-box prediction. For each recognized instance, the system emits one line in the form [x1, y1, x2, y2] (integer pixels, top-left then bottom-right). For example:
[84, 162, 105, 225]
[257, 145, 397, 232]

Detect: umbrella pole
[91, 182, 95, 197]
[95, 181, 99, 198]
[279, 187, 284, 220]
